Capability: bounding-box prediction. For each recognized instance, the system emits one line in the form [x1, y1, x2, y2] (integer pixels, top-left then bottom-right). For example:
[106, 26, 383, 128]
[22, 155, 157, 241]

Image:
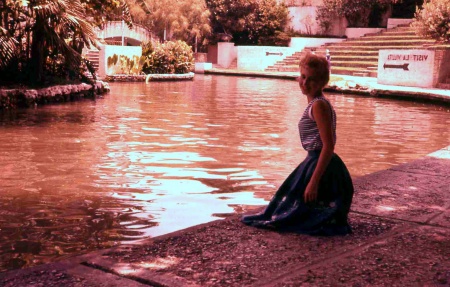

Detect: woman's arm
[304, 99, 335, 203]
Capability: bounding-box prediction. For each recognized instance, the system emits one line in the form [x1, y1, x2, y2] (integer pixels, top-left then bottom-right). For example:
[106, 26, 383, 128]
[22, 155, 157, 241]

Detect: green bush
[412, 0, 450, 43]
[142, 40, 194, 74]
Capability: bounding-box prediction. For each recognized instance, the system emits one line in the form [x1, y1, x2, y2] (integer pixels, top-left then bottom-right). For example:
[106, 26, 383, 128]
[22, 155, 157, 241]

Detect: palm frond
[0, 32, 18, 69]
[121, 0, 134, 29]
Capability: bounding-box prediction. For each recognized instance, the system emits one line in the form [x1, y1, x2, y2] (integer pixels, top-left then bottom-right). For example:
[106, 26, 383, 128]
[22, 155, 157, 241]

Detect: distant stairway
[266, 24, 436, 78]
[83, 49, 100, 79]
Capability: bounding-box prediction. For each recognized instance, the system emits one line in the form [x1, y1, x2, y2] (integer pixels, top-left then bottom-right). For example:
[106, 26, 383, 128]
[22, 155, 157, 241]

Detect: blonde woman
[241, 53, 354, 236]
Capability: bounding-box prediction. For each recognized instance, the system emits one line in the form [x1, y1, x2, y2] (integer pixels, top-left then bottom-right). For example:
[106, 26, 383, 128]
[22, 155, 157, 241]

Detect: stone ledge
[104, 73, 195, 82]
[0, 81, 110, 110]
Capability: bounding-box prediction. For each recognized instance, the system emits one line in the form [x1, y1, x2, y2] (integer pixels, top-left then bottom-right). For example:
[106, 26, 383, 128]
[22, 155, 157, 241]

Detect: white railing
[95, 21, 153, 44]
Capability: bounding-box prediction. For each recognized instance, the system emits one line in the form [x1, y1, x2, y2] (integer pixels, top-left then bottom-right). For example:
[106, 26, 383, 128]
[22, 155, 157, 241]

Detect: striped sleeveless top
[298, 96, 337, 151]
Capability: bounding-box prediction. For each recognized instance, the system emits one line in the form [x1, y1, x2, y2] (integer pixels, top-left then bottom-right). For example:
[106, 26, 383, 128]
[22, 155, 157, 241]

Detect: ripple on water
[0, 76, 449, 271]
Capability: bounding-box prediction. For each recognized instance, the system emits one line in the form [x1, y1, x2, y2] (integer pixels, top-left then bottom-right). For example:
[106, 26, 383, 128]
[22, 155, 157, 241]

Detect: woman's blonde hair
[299, 53, 330, 87]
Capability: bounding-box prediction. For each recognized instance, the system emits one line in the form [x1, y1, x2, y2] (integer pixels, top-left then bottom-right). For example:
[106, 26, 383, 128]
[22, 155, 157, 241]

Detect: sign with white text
[377, 50, 435, 88]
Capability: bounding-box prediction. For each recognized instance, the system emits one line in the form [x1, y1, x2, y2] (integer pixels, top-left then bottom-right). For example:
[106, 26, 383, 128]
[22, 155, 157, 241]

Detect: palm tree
[28, 0, 99, 83]
[1, 0, 132, 85]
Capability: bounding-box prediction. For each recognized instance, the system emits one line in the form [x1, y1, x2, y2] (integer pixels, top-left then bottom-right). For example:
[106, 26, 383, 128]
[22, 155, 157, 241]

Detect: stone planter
[105, 74, 146, 82]
[145, 72, 195, 83]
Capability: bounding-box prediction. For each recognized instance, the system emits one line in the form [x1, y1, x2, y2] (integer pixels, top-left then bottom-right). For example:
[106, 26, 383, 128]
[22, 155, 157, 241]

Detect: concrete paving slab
[352, 168, 450, 223]
[0, 259, 148, 287]
[270, 226, 450, 287]
[93, 214, 404, 287]
[78, 253, 200, 287]
[390, 155, 450, 178]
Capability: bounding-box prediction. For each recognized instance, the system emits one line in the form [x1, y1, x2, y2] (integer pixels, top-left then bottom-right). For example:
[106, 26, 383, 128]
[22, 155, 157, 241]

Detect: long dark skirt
[241, 150, 354, 236]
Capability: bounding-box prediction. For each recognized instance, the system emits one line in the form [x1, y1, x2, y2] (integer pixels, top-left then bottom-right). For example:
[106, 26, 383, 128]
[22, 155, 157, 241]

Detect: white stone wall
[377, 49, 436, 88]
[289, 37, 345, 50]
[217, 43, 238, 68]
[237, 46, 296, 71]
[98, 45, 143, 78]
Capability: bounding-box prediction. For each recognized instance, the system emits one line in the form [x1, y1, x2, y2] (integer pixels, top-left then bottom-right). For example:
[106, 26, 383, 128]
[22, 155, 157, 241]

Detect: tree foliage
[125, 0, 211, 51]
[141, 40, 194, 74]
[205, 0, 290, 46]
[317, 0, 402, 31]
[0, 0, 125, 85]
[412, 0, 450, 43]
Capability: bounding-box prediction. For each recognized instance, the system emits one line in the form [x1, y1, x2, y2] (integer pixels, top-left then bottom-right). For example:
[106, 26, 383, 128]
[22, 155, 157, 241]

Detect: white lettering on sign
[387, 54, 429, 61]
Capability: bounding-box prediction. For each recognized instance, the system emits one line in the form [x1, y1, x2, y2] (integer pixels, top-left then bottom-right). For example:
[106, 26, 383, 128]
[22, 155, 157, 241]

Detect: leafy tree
[205, 0, 289, 45]
[125, 0, 211, 51]
[142, 40, 194, 74]
[317, 0, 402, 30]
[412, 0, 450, 43]
[173, 0, 211, 52]
[0, 0, 126, 85]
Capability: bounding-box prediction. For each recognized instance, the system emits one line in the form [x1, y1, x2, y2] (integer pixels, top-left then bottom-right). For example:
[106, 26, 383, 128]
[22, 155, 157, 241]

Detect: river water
[0, 75, 449, 271]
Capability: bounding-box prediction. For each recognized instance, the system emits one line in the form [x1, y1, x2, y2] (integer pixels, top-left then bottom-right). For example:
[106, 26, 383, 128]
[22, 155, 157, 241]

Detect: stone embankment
[0, 81, 110, 110]
[104, 73, 195, 82]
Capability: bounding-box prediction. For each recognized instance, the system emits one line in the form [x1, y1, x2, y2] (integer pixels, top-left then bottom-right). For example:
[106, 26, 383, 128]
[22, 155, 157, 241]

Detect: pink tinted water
[0, 75, 449, 271]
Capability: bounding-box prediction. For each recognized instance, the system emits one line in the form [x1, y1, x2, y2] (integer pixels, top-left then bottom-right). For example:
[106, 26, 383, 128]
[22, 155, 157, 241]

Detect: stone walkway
[1, 146, 449, 286]
[204, 69, 450, 105]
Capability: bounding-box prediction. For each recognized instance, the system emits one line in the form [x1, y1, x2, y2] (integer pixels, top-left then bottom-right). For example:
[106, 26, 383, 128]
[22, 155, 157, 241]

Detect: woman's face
[298, 66, 323, 97]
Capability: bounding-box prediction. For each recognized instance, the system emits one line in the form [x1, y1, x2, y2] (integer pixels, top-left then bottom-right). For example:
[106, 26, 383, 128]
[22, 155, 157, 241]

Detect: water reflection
[0, 75, 449, 271]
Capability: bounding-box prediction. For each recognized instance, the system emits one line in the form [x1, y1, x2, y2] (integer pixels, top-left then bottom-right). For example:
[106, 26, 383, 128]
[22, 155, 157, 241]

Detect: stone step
[329, 55, 379, 61]
[274, 65, 299, 72]
[322, 45, 429, 51]
[329, 41, 434, 47]
[311, 50, 380, 56]
[363, 30, 413, 36]
[275, 60, 299, 65]
[359, 35, 424, 41]
[361, 69, 378, 77]
[330, 66, 373, 74]
[330, 61, 378, 68]
[392, 26, 415, 30]
[265, 23, 436, 77]
[352, 71, 370, 77]
[273, 61, 377, 69]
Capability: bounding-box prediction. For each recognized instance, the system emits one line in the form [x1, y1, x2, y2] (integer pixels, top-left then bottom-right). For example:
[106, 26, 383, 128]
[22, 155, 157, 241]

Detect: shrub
[412, 0, 450, 43]
[142, 40, 194, 74]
